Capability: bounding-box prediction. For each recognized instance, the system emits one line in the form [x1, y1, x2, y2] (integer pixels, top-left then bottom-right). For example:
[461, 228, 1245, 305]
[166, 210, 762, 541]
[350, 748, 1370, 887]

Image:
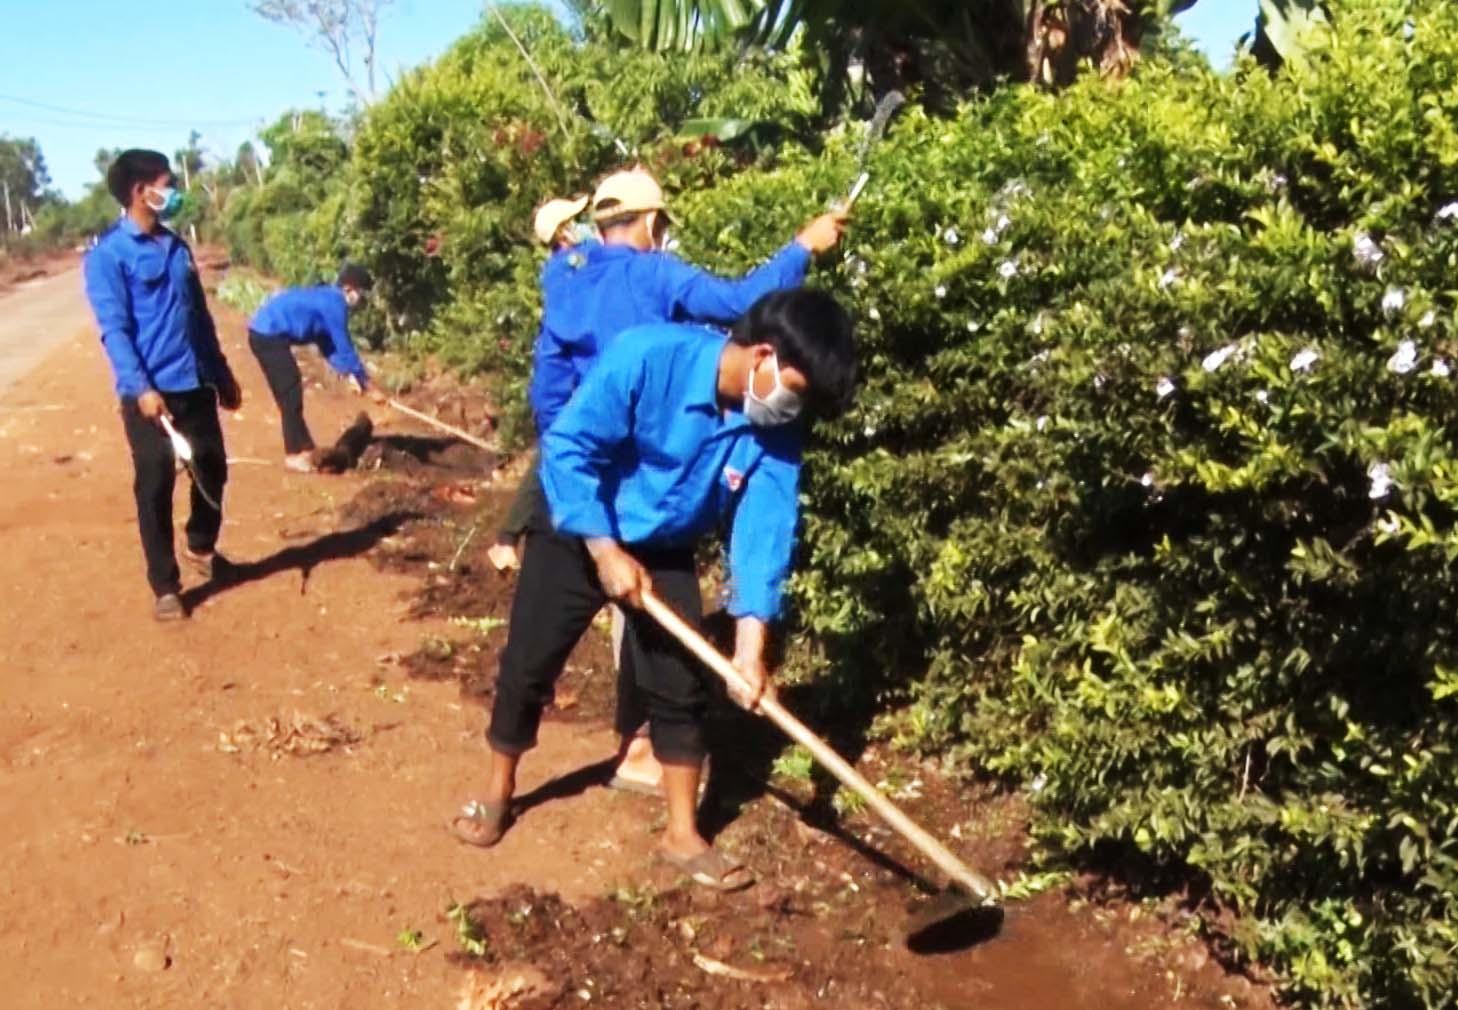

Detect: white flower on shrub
[1030, 773, 1047, 794]
[981, 227, 1000, 245]
[1436, 202, 1458, 223]
[1202, 344, 1239, 372]
[1156, 376, 1176, 399]
[1387, 340, 1419, 375]
[1170, 232, 1186, 252]
[1381, 287, 1407, 316]
[1036, 415, 1049, 432]
[1002, 179, 1032, 201]
[1141, 471, 1156, 488]
[864, 424, 877, 437]
[1029, 349, 1051, 365]
[1029, 314, 1045, 336]
[1376, 514, 1401, 535]
[966, 320, 981, 334]
[868, 306, 881, 322]
[1432, 358, 1451, 378]
[1368, 462, 1395, 500]
[934, 284, 948, 299]
[1158, 268, 1180, 291]
[1290, 347, 1320, 372]
[1353, 232, 1385, 269]
[1255, 389, 1270, 404]
[999, 260, 1019, 279]
[1094, 374, 1107, 390]
[943, 227, 960, 246]
[996, 213, 1012, 233]
[1265, 171, 1289, 194]
[1420, 309, 1438, 329]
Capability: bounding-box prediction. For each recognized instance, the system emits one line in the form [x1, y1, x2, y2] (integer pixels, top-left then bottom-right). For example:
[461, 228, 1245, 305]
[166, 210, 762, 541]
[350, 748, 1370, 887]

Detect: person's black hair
[337, 263, 373, 291]
[106, 149, 172, 207]
[732, 288, 857, 418]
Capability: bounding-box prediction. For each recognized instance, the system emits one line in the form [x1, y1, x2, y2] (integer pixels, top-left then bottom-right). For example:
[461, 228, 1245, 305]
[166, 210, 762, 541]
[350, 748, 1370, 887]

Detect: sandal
[658, 847, 755, 892]
[448, 798, 513, 848]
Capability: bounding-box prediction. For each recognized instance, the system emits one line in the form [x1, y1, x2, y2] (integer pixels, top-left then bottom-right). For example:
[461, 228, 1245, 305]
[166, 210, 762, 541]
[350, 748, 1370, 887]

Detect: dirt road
[0, 280, 648, 1009]
[0, 274, 1269, 1009]
[0, 269, 89, 395]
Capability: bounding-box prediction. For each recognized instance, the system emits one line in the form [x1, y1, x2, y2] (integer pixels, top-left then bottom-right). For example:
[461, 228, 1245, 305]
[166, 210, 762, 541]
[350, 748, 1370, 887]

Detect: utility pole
[2, 179, 12, 236]
[179, 154, 199, 244]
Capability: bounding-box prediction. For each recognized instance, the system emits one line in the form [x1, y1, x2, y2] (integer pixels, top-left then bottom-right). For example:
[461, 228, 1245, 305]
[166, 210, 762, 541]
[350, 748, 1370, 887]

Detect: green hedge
[672, 4, 1458, 1006]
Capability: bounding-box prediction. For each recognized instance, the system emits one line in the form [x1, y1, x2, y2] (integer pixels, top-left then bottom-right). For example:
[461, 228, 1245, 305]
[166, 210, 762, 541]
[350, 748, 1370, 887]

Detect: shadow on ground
[182, 510, 421, 610]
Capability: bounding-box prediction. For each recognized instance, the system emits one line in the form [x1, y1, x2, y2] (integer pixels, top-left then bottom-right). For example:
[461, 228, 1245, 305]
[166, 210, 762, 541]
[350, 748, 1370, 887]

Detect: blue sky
[3, 1, 1252, 200]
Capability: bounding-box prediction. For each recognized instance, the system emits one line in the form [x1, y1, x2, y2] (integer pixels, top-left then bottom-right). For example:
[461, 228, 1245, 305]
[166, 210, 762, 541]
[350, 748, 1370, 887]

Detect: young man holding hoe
[450, 288, 857, 891]
[84, 149, 243, 622]
[498, 168, 847, 798]
[247, 264, 385, 472]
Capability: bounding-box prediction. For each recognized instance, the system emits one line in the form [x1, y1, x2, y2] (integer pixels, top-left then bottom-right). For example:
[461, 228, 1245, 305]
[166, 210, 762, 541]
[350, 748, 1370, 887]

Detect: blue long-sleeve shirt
[528, 239, 810, 434]
[248, 285, 368, 385]
[541, 323, 802, 621]
[83, 217, 232, 399]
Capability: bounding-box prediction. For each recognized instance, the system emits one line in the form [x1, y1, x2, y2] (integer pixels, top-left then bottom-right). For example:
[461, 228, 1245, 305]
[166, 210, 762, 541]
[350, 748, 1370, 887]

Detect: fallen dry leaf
[217, 711, 363, 758]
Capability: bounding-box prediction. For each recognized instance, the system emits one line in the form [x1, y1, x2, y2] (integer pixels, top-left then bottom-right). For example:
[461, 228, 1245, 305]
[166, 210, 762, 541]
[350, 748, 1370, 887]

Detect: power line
[0, 93, 263, 129]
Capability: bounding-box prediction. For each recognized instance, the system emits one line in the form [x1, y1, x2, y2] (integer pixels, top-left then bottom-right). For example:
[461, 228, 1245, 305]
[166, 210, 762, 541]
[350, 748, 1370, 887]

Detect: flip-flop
[448, 798, 513, 848]
[658, 847, 754, 892]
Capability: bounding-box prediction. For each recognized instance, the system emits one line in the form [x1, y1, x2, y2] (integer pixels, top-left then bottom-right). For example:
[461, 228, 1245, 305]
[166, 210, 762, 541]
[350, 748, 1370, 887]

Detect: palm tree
[590, 1, 1206, 92]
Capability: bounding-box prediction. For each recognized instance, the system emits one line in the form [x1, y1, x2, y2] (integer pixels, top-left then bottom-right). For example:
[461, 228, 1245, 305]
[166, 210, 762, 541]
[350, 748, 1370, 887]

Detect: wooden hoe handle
[386, 398, 494, 454]
[640, 590, 998, 904]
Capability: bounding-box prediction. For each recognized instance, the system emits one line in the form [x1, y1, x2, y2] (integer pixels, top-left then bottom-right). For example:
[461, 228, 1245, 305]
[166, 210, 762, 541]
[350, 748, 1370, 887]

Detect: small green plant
[450, 615, 508, 635]
[214, 272, 275, 316]
[996, 870, 1073, 903]
[611, 883, 659, 921]
[396, 927, 426, 952]
[831, 786, 867, 818]
[771, 744, 814, 783]
[446, 902, 489, 958]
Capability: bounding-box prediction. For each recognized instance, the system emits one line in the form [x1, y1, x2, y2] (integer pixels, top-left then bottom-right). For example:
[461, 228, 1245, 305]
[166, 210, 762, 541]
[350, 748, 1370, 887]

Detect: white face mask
[744, 352, 802, 427]
[144, 185, 183, 219]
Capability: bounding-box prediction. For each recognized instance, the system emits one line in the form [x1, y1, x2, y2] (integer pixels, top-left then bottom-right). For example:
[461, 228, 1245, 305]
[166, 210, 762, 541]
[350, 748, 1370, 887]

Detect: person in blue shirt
[487, 194, 595, 574]
[450, 288, 857, 892]
[83, 149, 242, 622]
[527, 167, 845, 437]
[502, 169, 847, 798]
[247, 264, 383, 472]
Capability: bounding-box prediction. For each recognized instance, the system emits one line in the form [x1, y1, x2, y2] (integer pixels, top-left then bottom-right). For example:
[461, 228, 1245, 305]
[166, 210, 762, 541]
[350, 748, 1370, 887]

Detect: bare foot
[487, 542, 520, 571]
[284, 451, 316, 473]
[612, 734, 662, 790]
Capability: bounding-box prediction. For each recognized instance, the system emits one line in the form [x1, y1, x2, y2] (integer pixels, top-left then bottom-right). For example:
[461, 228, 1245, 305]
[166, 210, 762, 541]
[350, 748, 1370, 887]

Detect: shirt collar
[118, 215, 172, 242]
[586, 242, 641, 264]
[686, 334, 730, 414]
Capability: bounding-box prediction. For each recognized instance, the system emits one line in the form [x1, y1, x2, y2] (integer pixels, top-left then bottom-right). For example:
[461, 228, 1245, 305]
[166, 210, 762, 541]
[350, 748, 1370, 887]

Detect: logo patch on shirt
[722, 465, 744, 492]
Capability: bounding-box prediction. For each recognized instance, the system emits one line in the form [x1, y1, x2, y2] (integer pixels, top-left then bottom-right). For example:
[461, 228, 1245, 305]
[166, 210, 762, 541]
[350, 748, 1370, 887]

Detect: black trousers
[488, 530, 706, 764]
[496, 451, 545, 543]
[119, 388, 228, 597]
[248, 332, 314, 454]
